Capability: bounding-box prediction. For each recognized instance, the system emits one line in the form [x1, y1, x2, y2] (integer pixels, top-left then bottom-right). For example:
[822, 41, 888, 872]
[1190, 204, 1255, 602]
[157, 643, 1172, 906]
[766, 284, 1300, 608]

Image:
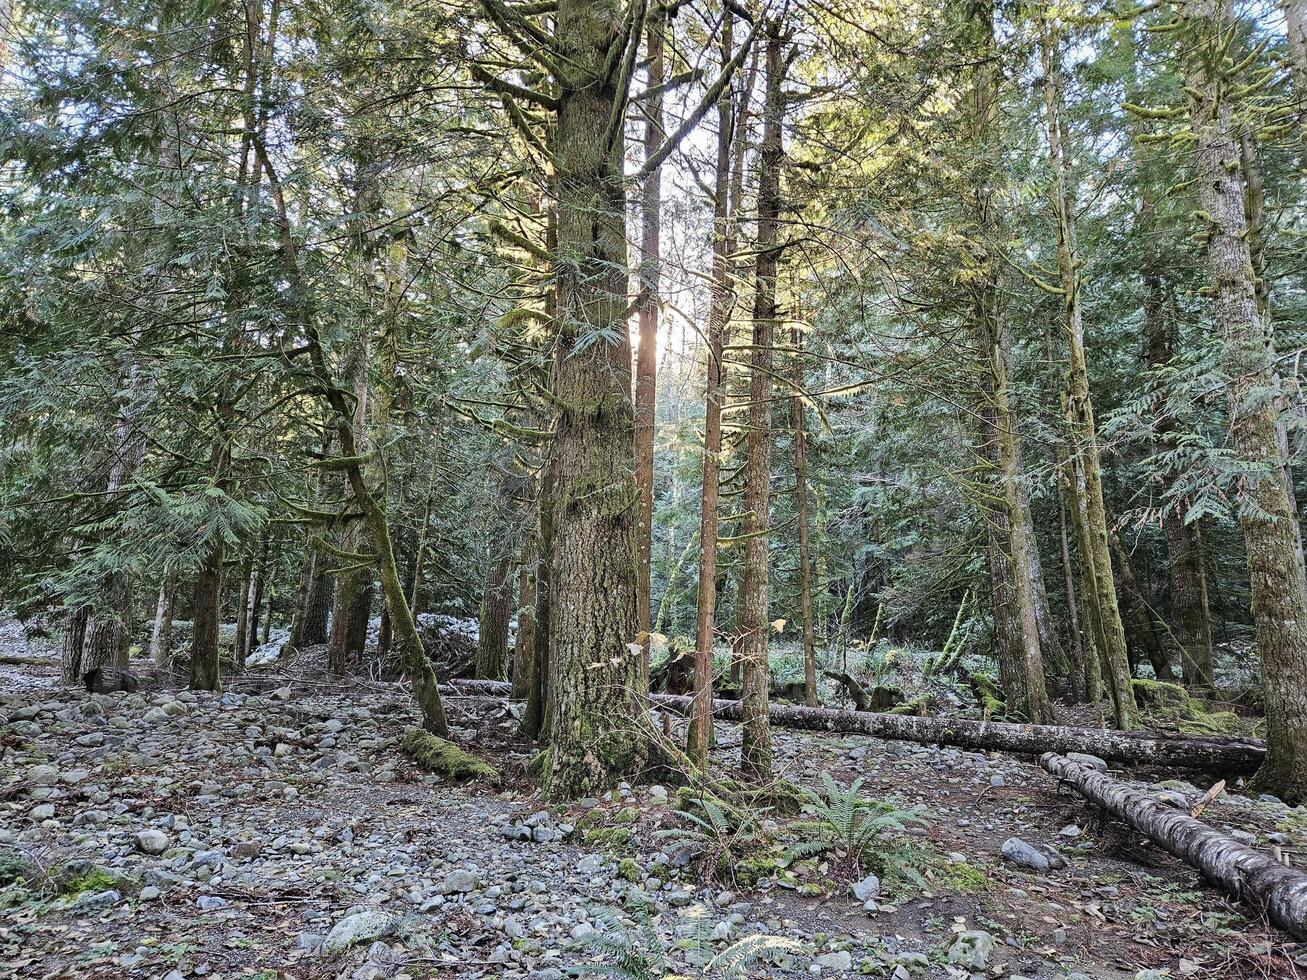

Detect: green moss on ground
[582, 826, 633, 850]
[1131, 679, 1246, 735]
[401, 728, 498, 780]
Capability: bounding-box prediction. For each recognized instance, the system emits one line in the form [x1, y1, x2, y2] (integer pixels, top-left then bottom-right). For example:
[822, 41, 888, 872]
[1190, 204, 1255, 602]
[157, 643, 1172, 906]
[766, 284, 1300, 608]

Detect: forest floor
[2, 615, 1306, 980]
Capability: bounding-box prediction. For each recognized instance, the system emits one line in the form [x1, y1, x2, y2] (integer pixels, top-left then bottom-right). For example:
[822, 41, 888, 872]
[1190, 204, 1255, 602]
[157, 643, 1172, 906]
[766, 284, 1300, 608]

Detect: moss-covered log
[401, 728, 498, 780]
[450, 679, 1266, 774]
[1041, 752, 1307, 939]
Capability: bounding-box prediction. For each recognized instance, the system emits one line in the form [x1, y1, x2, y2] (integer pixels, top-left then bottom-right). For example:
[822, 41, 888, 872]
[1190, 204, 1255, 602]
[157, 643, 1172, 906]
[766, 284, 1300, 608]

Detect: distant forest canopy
[1, 0, 1305, 799]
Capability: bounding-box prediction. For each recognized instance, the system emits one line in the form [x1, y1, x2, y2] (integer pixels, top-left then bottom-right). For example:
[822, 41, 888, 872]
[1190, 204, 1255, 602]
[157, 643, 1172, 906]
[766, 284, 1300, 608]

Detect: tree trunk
[454, 679, 1267, 775]
[737, 21, 786, 781]
[522, 459, 555, 740]
[513, 534, 537, 700]
[60, 604, 90, 685]
[1109, 529, 1174, 682]
[328, 565, 366, 675]
[476, 554, 513, 680]
[537, 0, 659, 799]
[150, 566, 177, 671]
[1169, 515, 1215, 689]
[1286, 0, 1307, 159]
[253, 98, 448, 737]
[1142, 218, 1215, 690]
[1041, 752, 1307, 939]
[189, 536, 223, 691]
[964, 0, 1050, 725]
[1056, 471, 1087, 702]
[633, 8, 665, 692]
[233, 552, 253, 670]
[1039, 19, 1134, 727]
[302, 567, 332, 645]
[1183, 0, 1307, 802]
[792, 326, 817, 708]
[688, 9, 737, 767]
[247, 536, 268, 661]
[84, 360, 151, 675]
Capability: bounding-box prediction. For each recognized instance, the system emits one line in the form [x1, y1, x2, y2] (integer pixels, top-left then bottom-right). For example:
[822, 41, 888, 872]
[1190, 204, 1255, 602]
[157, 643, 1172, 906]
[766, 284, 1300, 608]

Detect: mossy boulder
[401, 728, 498, 780]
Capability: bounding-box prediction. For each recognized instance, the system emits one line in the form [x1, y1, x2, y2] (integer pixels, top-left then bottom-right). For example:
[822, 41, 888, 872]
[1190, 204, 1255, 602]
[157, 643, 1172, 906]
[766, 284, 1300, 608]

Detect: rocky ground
[3, 615, 1306, 980]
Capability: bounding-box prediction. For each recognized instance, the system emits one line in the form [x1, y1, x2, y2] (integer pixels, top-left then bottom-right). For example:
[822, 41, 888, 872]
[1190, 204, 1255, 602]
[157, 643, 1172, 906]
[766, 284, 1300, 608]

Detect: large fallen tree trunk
[447, 679, 1265, 774]
[1041, 752, 1307, 939]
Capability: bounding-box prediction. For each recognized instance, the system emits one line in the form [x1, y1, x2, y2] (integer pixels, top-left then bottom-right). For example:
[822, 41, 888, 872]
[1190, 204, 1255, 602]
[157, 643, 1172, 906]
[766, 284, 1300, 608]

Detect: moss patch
[401, 728, 498, 780]
[1131, 679, 1246, 735]
[582, 826, 633, 850]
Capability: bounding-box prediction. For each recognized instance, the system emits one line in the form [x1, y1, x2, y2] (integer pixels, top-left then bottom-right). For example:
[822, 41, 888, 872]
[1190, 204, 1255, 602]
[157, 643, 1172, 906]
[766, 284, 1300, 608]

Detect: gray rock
[135, 829, 170, 855]
[323, 909, 396, 954]
[139, 886, 161, 901]
[29, 764, 59, 786]
[75, 889, 122, 909]
[436, 869, 480, 894]
[1000, 837, 1066, 872]
[814, 950, 853, 971]
[143, 707, 169, 725]
[196, 895, 228, 910]
[850, 873, 880, 902]
[946, 929, 995, 970]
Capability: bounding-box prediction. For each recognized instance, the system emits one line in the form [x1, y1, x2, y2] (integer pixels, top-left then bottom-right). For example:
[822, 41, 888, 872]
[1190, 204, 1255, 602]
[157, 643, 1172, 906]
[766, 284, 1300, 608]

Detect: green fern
[706, 934, 808, 977]
[655, 797, 768, 886]
[787, 773, 927, 875]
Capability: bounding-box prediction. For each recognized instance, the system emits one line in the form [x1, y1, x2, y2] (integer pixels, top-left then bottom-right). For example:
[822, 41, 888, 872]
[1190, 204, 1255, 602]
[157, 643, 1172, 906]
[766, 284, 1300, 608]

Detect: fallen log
[447, 679, 1265, 774]
[1041, 752, 1307, 940]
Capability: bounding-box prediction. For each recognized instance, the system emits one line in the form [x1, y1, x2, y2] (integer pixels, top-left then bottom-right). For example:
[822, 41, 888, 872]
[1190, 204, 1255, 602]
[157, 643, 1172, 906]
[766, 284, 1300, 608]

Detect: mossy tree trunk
[960, 0, 1050, 725]
[738, 20, 786, 781]
[476, 554, 513, 680]
[1039, 18, 1133, 728]
[1181, 0, 1307, 802]
[252, 108, 449, 735]
[542, 0, 654, 798]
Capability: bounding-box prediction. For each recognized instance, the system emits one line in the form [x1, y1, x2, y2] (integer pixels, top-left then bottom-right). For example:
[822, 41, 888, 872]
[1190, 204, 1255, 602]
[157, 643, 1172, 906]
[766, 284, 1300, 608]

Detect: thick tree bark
[189, 536, 223, 691]
[59, 604, 90, 686]
[633, 9, 664, 691]
[476, 554, 513, 680]
[454, 679, 1267, 775]
[542, 0, 653, 797]
[963, 0, 1050, 725]
[687, 10, 736, 767]
[1183, 0, 1307, 802]
[737, 21, 786, 781]
[1042, 753, 1307, 939]
[791, 326, 817, 708]
[302, 568, 332, 645]
[328, 567, 367, 674]
[1287, 0, 1307, 157]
